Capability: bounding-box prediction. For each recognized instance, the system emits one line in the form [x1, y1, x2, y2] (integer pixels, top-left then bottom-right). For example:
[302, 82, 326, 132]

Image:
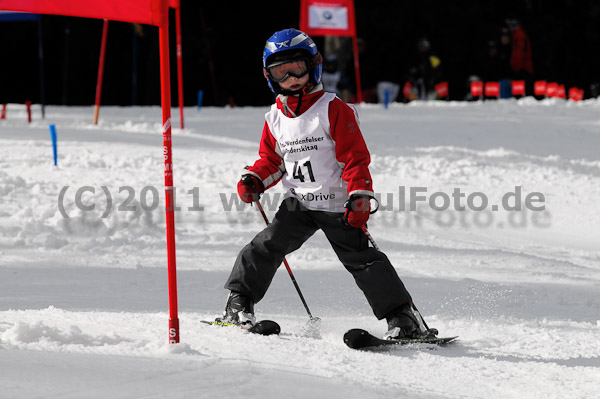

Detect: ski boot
[217, 291, 256, 327]
[383, 302, 438, 340]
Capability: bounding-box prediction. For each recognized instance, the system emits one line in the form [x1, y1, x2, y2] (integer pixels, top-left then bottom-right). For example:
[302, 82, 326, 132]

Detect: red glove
[237, 175, 264, 203]
[344, 196, 371, 228]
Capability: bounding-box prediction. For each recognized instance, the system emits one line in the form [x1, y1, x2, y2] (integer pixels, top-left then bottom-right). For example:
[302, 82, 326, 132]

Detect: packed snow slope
[1, 98, 599, 399]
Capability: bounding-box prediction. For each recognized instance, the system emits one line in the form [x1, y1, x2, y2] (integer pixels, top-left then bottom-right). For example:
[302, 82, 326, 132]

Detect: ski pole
[361, 224, 432, 332]
[360, 225, 379, 251]
[253, 199, 318, 322]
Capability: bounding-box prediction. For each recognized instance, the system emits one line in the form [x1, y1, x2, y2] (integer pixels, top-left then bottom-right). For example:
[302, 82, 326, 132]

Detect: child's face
[279, 74, 310, 93]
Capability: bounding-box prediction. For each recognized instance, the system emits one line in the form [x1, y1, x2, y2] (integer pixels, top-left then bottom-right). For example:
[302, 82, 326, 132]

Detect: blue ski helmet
[263, 29, 323, 94]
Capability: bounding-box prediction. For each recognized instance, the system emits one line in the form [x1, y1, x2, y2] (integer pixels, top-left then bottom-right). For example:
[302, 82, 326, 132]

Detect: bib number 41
[292, 161, 316, 183]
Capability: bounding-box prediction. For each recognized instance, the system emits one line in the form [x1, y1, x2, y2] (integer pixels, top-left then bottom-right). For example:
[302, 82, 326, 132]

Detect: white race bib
[265, 93, 347, 211]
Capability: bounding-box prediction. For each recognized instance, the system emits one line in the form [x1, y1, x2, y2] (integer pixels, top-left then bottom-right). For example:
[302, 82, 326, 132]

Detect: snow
[1, 98, 600, 398]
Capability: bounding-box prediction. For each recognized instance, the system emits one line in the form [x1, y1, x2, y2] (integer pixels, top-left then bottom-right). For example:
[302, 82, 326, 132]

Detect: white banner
[308, 5, 348, 30]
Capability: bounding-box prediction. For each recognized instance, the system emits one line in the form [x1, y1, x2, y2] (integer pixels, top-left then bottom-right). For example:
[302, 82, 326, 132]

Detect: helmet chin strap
[278, 94, 295, 117]
[277, 83, 324, 117]
[277, 91, 303, 117]
[276, 77, 323, 95]
[294, 91, 304, 115]
[278, 85, 308, 97]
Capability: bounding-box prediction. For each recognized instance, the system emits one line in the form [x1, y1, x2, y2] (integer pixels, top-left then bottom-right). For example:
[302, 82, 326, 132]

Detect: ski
[344, 328, 457, 350]
[201, 319, 281, 336]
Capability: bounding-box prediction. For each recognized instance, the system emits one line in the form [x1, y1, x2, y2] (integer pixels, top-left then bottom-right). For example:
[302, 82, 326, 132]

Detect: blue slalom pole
[197, 90, 204, 111]
[384, 89, 390, 109]
[49, 124, 57, 166]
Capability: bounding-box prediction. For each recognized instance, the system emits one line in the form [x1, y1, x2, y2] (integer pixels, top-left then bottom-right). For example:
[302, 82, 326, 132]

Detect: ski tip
[343, 328, 370, 349]
[248, 320, 281, 336]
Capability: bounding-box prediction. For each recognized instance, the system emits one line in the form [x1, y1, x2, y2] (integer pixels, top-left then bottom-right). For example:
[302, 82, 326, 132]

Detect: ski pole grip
[241, 174, 254, 187]
[241, 174, 258, 192]
[241, 174, 258, 198]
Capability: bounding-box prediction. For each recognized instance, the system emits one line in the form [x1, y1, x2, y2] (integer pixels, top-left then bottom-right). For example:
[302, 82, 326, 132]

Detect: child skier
[220, 28, 434, 340]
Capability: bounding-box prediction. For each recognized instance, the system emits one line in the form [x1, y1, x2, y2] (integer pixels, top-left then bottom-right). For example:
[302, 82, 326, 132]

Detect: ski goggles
[266, 58, 309, 83]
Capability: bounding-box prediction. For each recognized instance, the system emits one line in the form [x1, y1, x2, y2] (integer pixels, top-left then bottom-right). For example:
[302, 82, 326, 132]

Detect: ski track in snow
[1, 100, 600, 398]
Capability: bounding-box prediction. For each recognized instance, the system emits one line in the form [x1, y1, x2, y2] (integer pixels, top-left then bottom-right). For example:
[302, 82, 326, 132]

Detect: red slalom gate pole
[159, 1, 180, 344]
[351, 36, 362, 104]
[94, 19, 109, 125]
[25, 101, 32, 123]
[175, 0, 185, 129]
[1, 104, 6, 119]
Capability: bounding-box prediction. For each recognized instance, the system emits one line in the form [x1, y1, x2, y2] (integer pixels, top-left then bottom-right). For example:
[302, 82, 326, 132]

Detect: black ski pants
[225, 197, 412, 319]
